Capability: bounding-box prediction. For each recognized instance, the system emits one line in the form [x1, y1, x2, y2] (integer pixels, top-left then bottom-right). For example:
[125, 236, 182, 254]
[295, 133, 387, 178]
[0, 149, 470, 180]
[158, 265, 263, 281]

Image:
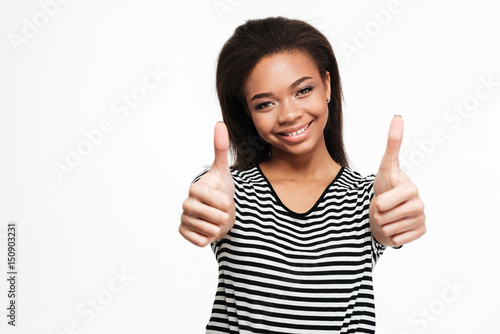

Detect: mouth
[279, 121, 313, 137]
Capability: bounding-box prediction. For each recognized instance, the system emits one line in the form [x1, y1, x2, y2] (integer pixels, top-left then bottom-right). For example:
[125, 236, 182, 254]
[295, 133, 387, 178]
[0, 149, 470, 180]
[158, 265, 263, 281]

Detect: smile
[276, 120, 314, 143]
[280, 121, 312, 137]
[282, 123, 309, 136]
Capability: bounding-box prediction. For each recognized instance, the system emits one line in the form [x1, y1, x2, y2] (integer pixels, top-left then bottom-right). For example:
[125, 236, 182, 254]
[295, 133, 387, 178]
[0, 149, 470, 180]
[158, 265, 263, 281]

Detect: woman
[180, 17, 426, 333]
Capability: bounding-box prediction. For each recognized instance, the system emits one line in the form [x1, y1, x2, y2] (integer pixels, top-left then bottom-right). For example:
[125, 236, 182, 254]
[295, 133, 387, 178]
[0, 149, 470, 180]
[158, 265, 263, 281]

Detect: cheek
[314, 93, 330, 119]
[251, 113, 274, 135]
[299, 96, 328, 118]
[314, 92, 328, 110]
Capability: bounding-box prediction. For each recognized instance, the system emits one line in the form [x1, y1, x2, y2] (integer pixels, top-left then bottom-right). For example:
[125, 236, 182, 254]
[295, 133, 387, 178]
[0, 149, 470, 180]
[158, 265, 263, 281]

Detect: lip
[276, 120, 313, 143]
[278, 121, 311, 135]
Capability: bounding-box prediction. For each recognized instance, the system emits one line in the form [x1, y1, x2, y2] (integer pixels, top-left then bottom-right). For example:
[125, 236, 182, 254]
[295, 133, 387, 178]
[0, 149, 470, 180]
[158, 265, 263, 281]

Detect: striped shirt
[198, 165, 387, 333]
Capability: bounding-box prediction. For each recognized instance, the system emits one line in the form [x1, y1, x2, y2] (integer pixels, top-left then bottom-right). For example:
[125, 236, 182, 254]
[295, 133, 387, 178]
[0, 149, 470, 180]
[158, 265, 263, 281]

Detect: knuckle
[421, 202, 425, 211]
[387, 137, 400, 147]
[179, 213, 189, 227]
[189, 230, 211, 248]
[219, 211, 230, 225]
[201, 222, 219, 239]
[188, 184, 199, 198]
[421, 224, 427, 235]
[372, 212, 383, 225]
[202, 224, 214, 237]
[416, 200, 425, 212]
[221, 195, 233, 212]
[409, 201, 424, 216]
[374, 198, 384, 212]
[178, 224, 185, 236]
[410, 184, 419, 197]
[414, 212, 425, 227]
[182, 198, 196, 215]
[212, 225, 222, 239]
[193, 238, 207, 248]
[228, 197, 235, 211]
[391, 236, 402, 247]
[381, 225, 392, 237]
[181, 200, 190, 213]
[203, 186, 217, 200]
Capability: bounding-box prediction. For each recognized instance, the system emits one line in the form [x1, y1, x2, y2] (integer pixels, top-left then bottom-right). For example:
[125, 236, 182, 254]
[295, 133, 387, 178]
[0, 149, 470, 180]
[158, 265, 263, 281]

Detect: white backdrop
[1, 0, 499, 333]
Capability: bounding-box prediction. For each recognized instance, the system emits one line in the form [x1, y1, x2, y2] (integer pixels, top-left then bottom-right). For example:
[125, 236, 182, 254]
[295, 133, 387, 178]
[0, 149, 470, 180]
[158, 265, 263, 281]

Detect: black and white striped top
[200, 165, 387, 333]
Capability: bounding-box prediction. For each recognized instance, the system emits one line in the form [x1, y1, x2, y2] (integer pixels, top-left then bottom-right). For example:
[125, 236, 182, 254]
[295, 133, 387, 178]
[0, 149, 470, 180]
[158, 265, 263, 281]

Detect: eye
[256, 101, 274, 110]
[297, 87, 313, 96]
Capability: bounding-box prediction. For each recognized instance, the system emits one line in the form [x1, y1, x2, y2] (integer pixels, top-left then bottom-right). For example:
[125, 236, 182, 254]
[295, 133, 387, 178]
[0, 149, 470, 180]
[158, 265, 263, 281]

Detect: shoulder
[230, 165, 264, 186]
[191, 165, 264, 186]
[335, 167, 376, 192]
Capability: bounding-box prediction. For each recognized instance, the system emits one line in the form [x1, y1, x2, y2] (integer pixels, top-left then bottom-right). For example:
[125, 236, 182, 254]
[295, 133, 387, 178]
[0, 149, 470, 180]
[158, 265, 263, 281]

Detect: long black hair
[216, 16, 348, 170]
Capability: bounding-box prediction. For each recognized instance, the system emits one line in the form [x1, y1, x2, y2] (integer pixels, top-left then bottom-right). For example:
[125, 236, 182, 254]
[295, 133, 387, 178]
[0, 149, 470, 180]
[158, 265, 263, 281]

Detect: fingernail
[394, 114, 402, 118]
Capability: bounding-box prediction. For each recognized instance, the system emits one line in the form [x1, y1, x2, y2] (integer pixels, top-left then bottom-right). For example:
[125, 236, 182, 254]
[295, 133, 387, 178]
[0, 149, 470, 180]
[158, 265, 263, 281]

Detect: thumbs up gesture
[179, 122, 236, 247]
[369, 116, 426, 247]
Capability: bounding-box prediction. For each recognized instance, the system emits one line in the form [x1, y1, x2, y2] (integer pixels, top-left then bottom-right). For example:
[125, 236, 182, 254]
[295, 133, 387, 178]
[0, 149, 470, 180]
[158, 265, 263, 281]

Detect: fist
[179, 122, 236, 247]
[369, 116, 426, 247]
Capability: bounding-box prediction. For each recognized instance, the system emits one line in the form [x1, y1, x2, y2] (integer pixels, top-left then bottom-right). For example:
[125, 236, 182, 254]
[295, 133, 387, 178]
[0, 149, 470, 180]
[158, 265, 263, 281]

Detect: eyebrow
[250, 76, 313, 101]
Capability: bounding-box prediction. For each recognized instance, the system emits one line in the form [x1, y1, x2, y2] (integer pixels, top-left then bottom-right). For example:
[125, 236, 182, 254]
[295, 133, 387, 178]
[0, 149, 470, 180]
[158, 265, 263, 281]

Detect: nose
[277, 99, 302, 124]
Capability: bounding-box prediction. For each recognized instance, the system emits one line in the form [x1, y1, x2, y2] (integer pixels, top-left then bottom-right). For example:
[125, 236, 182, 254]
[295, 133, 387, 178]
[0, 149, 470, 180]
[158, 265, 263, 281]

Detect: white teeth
[284, 123, 309, 136]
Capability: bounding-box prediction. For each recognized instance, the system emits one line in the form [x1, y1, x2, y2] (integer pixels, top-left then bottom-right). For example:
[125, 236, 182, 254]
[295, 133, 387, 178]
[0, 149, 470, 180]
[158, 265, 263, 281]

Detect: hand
[179, 122, 236, 247]
[369, 116, 426, 247]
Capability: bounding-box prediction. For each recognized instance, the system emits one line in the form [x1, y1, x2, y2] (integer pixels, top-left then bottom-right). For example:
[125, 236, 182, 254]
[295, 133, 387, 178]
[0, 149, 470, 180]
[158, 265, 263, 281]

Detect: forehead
[244, 51, 320, 95]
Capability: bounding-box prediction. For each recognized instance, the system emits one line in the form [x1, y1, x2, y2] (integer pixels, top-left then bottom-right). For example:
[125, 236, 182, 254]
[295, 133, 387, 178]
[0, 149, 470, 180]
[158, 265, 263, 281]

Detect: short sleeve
[371, 233, 387, 268]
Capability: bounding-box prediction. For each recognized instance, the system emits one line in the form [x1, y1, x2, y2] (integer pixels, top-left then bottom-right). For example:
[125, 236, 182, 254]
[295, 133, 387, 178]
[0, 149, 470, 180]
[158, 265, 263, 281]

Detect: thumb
[374, 115, 403, 195]
[212, 121, 230, 172]
[379, 115, 404, 173]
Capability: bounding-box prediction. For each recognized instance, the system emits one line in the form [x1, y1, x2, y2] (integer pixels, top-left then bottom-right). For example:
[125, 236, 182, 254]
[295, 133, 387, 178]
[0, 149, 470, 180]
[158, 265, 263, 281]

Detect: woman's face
[244, 51, 331, 159]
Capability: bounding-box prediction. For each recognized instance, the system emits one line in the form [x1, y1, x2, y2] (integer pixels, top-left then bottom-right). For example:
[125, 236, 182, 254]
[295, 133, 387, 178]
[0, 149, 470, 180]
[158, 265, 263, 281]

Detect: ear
[323, 71, 331, 102]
